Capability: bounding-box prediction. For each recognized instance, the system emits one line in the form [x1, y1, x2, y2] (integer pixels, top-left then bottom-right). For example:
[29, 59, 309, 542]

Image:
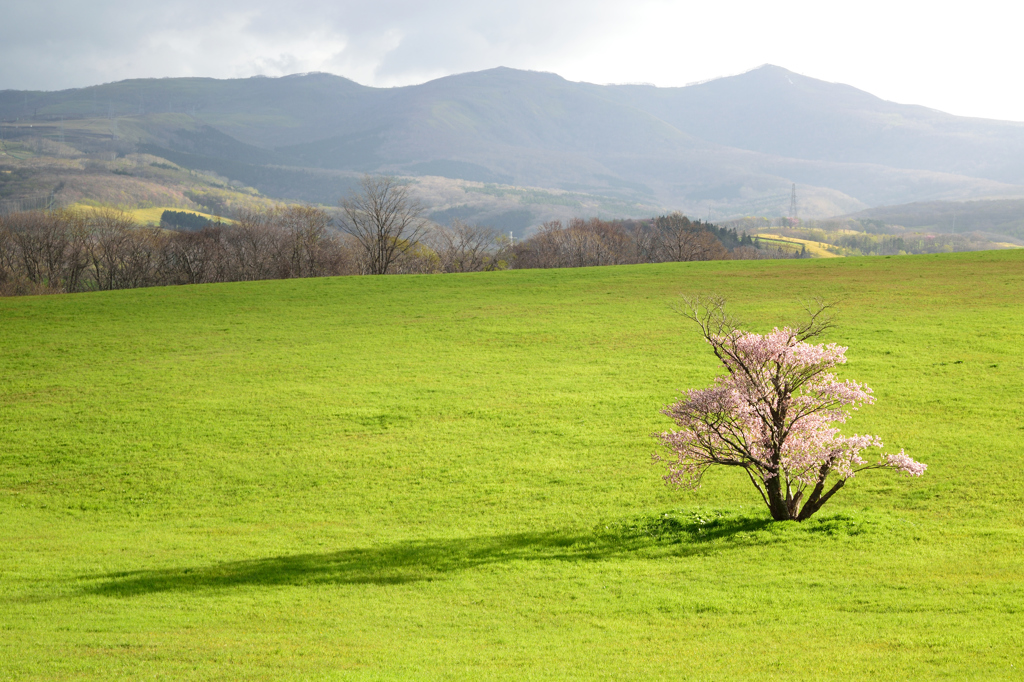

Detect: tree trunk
[796, 479, 846, 521]
[765, 475, 795, 520]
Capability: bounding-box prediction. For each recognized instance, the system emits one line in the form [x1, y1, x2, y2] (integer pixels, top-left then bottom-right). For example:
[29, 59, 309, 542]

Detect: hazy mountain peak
[419, 66, 570, 90]
[3, 65, 1024, 224]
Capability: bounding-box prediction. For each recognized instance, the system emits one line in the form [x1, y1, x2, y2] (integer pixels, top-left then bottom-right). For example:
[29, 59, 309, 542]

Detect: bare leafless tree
[163, 226, 227, 285]
[731, 245, 761, 260]
[513, 218, 641, 269]
[338, 175, 428, 275]
[527, 220, 568, 269]
[390, 241, 440, 274]
[279, 205, 332, 278]
[656, 212, 728, 262]
[579, 218, 634, 265]
[626, 220, 661, 263]
[563, 218, 599, 267]
[227, 207, 283, 281]
[89, 208, 143, 290]
[0, 218, 16, 287]
[429, 220, 504, 273]
[90, 209, 166, 289]
[8, 209, 89, 292]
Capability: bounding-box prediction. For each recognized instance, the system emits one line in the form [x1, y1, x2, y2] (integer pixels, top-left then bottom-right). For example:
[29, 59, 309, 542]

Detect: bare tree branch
[337, 176, 428, 275]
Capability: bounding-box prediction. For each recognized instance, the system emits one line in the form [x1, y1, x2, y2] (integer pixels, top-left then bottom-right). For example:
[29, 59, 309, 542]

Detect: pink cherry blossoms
[654, 297, 925, 521]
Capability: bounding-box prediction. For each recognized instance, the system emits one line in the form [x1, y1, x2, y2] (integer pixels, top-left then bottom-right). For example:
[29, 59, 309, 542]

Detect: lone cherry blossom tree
[654, 296, 925, 521]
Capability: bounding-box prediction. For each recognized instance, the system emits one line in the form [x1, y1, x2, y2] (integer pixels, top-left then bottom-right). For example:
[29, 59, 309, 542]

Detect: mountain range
[2, 65, 1024, 228]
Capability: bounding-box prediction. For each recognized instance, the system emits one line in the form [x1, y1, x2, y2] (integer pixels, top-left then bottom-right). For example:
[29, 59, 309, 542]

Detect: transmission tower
[788, 183, 798, 222]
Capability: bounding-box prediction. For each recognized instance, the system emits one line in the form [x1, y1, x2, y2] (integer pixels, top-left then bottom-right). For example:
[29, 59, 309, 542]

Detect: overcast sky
[3, 0, 1023, 121]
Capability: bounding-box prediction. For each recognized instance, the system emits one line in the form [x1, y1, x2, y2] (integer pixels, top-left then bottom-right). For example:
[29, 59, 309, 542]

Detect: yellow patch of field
[994, 242, 1023, 249]
[758, 234, 841, 258]
[70, 204, 232, 225]
[129, 207, 232, 225]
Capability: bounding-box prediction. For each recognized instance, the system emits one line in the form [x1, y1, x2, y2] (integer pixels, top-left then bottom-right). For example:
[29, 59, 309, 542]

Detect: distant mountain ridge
[597, 66, 1024, 183]
[847, 198, 1024, 240]
[2, 65, 1023, 221]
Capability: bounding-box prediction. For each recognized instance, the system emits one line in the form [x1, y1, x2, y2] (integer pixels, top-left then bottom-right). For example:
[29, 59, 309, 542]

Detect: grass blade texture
[1, 251, 1022, 679]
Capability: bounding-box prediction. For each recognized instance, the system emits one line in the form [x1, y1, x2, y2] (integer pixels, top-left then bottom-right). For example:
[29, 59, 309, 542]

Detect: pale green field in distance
[1, 252, 1022, 679]
[69, 204, 232, 225]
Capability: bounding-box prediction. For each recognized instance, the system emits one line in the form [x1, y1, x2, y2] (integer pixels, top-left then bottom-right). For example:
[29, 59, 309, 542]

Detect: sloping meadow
[1, 251, 1022, 679]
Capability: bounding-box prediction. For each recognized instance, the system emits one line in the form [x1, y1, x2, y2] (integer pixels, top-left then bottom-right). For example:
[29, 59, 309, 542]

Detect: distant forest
[160, 210, 218, 231]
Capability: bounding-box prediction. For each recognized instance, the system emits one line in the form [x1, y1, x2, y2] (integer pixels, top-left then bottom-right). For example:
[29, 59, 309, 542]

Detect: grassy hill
[1, 252, 1023, 679]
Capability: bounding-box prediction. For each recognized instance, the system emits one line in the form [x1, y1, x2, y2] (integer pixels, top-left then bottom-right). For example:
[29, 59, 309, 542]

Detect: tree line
[0, 175, 791, 296]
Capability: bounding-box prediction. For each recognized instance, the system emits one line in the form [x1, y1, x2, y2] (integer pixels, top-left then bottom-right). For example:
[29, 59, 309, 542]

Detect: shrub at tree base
[654, 297, 926, 521]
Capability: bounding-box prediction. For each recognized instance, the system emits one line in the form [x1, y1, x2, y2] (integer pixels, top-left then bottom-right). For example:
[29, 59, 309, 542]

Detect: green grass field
[2, 252, 1023, 679]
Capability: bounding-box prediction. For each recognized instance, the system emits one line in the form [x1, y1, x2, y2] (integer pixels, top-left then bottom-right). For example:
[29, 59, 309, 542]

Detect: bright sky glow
[3, 0, 1023, 122]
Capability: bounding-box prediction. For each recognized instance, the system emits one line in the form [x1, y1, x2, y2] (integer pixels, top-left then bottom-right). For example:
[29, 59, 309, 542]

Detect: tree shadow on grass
[80, 512, 778, 598]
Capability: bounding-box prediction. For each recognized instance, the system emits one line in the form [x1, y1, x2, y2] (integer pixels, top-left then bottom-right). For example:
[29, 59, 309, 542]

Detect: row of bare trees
[334, 176, 754, 274]
[0, 206, 358, 295]
[509, 214, 735, 269]
[1, 174, 786, 296]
